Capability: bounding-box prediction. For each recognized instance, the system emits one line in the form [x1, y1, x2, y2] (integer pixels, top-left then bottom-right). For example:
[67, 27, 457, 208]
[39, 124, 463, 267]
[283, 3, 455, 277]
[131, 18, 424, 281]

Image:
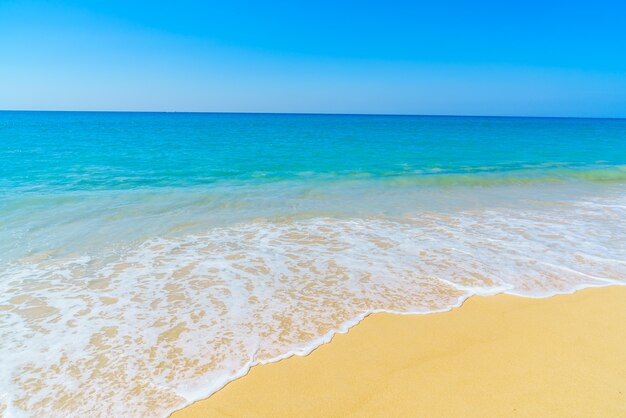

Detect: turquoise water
[3, 112, 626, 191]
[2, 112, 626, 260]
[1, 112, 625, 417]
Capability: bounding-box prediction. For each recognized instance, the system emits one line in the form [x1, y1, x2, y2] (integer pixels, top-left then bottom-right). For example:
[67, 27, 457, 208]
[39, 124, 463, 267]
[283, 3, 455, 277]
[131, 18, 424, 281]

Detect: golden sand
[172, 286, 626, 417]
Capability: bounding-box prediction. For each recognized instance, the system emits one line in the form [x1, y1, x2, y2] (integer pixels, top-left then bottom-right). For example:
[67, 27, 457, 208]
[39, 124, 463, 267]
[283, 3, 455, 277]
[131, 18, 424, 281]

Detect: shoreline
[172, 285, 626, 417]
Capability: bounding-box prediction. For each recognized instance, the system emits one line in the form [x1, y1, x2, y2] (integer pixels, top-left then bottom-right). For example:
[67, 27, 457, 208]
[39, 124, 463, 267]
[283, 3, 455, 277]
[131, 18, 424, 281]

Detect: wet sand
[172, 286, 626, 417]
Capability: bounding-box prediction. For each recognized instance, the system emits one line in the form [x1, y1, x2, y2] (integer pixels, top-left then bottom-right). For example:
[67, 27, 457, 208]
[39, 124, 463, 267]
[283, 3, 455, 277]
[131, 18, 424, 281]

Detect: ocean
[1, 111, 625, 417]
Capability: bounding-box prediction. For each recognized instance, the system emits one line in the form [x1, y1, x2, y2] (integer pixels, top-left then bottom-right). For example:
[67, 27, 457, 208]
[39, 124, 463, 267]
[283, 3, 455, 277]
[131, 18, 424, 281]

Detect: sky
[1, 0, 626, 117]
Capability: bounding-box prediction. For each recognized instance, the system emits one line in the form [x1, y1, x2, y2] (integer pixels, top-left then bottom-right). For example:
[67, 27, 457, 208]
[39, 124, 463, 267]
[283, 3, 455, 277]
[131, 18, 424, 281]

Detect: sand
[172, 286, 626, 417]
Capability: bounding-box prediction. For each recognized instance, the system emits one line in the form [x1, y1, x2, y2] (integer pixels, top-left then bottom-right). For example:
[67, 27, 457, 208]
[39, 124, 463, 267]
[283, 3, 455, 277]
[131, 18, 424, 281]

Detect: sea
[1, 111, 625, 417]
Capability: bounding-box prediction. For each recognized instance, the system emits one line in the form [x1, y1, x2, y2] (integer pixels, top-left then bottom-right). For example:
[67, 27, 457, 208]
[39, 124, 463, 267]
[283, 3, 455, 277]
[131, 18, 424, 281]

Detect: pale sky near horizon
[1, 0, 626, 117]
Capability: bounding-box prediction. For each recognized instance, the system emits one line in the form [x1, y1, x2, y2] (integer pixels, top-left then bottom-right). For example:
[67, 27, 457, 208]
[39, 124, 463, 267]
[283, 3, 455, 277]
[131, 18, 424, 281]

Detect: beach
[2, 112, 625, 417]
[4, 0, 626, 415]
[174, 286, 626, 418]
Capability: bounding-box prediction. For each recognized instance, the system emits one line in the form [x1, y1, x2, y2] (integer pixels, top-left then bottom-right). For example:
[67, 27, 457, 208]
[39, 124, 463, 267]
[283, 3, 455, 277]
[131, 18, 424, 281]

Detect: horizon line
[1, 109, 625, 121]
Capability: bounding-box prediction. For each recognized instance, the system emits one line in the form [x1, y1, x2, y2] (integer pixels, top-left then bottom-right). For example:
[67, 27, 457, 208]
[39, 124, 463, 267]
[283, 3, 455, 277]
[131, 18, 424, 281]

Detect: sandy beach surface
[172, 286, 626, 417]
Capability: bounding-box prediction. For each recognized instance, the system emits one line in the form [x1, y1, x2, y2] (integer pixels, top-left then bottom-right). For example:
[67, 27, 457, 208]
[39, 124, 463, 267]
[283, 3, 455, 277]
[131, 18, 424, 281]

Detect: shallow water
[1, 112, 625, 417]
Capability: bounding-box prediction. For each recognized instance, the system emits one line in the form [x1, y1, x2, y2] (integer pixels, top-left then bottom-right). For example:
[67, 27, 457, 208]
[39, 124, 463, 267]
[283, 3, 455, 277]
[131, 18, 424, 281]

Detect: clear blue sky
[1, 0, 625, 117]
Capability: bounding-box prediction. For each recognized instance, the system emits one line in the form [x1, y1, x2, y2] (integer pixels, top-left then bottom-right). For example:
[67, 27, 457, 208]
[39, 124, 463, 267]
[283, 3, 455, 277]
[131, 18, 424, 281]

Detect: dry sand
[172, 286, 626, 417]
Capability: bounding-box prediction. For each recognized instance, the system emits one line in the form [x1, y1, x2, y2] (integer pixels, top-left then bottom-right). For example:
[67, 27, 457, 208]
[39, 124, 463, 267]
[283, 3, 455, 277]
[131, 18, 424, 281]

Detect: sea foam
[1, 193, 624, 417]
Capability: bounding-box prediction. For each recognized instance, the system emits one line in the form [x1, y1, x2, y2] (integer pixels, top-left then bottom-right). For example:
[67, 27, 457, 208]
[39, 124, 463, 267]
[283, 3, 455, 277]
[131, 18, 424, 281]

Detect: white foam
[1, 194, 625, 417]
